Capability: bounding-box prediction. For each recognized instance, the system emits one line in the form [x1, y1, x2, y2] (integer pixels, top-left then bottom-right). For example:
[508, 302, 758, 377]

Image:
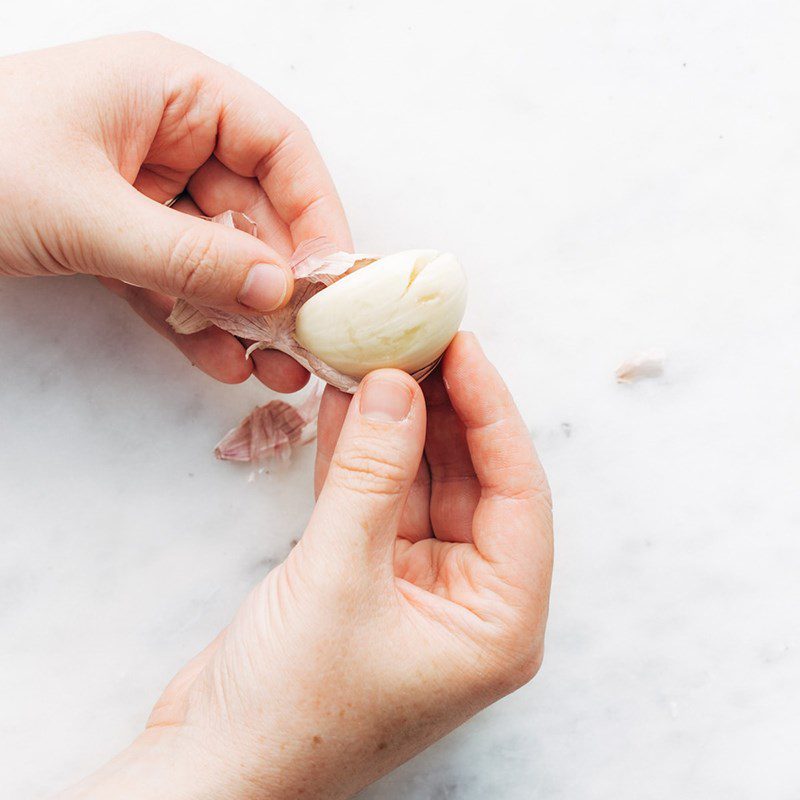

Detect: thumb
[308, 370, 426, 565]
[72, 175, 293, 312]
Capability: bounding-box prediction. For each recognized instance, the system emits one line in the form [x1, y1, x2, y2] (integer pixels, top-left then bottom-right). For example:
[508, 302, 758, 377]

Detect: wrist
[54, 726, 246, 800]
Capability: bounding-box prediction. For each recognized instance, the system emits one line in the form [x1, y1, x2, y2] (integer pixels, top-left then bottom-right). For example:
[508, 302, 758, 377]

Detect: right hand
[60, 333, 554, 800]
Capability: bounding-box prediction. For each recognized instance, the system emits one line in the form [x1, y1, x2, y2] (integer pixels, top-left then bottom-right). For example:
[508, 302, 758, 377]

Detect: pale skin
[1, 35, 554, 799]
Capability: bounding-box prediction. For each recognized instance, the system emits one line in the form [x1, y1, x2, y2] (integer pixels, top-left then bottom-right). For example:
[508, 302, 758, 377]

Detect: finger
[309, 371, 426, 566]
[314, 384, 352, 499]
[254, 122, 353, 250]
[442, 333, 552, 568]
[398, 458, 433, 543]
[250, 348, 310, 393]
[171, 195, 204, 217]
[173, 194, 307, 392]
[134, 163, 194, 205]
[184, 164, 312, 391]
[71, 165, 295, 313]
[187, 156, 294, 258]
[98, 276, 253, 384]
[210, 69, 353, 250]
[423, 370, 481, 543]
[315, 384, 432, 543]
[98, 195, 251, 384]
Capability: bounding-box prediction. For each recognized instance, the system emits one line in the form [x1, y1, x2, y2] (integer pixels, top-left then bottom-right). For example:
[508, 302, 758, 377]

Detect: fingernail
[360, 376, 414, 422]
[238, 264, 288, 311]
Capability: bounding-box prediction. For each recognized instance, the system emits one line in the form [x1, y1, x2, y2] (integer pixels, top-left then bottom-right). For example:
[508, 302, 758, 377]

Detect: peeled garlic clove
[294, 249, 468, 380]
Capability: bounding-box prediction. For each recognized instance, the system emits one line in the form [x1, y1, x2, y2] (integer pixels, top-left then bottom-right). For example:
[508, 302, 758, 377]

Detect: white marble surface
[2, 2, 799, 797]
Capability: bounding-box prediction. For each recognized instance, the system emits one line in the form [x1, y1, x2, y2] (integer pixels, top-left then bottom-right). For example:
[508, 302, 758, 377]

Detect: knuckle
[281, 110, 311, 139]
[495, 465, 553, 510]
[168, 226, 223, 301]
[277, 116, 315, 167]
[513, 644, 545, 686]
[126, 31, 172, 49]
[331, 443, 407, 497]
[253, 114, 315, 188]
[277, 119, 310, 163]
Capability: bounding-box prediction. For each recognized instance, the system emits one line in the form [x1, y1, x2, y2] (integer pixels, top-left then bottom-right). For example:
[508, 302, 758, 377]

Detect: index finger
[210, 65, 353, 251]
[441, 333, 553, 568]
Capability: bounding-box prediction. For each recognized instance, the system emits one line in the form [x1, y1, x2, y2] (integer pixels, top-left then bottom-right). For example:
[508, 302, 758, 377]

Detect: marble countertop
[2, 2, 799, 797]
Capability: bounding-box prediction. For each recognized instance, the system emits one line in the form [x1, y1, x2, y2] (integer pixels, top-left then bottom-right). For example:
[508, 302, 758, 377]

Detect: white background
[2, 1, 799, 797]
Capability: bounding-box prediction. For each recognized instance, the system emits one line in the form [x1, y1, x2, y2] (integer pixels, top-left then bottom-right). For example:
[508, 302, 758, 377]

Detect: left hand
[0, 33, 352, 391]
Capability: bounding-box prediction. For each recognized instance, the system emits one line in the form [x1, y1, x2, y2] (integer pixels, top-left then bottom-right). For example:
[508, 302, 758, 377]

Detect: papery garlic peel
[294, 249, 468, 380]
[615, 350, 666, 384]
[215, 382, 323, 473]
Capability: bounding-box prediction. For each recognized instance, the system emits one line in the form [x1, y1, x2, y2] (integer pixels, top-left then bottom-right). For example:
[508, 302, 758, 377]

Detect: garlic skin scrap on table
[295, 249, 468, 381]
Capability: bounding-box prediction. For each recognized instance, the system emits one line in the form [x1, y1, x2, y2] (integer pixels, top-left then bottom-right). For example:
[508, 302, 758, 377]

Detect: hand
[59, 334, 553, 800]
[0, 33, 352, 392]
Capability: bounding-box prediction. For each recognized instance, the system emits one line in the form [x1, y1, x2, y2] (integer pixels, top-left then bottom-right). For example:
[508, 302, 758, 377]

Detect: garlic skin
[615, 350, 666, 383]
[294, 249, 467, 380]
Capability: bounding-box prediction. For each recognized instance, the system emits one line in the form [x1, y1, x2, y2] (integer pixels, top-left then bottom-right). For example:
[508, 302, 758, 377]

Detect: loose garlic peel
[295, 250, 468, 380]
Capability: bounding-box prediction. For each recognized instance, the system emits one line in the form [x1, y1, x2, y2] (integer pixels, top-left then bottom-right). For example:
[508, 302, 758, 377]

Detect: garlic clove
[294, 249, 468, 380]
[169, 213, 468, 392]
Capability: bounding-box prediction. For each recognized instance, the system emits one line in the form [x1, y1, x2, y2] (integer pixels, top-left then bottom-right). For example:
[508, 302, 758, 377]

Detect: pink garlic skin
[215, 383, 323, 472]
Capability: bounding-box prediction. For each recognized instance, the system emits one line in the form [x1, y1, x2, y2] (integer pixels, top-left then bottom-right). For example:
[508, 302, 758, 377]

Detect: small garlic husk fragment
[615, 350, 666, 383]
[294, 250, 468, 380]
[215, 382, 323, 472]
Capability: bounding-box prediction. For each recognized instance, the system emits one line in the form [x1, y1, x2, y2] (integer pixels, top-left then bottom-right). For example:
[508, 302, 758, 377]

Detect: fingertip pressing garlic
[294, 249, 468, 380]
